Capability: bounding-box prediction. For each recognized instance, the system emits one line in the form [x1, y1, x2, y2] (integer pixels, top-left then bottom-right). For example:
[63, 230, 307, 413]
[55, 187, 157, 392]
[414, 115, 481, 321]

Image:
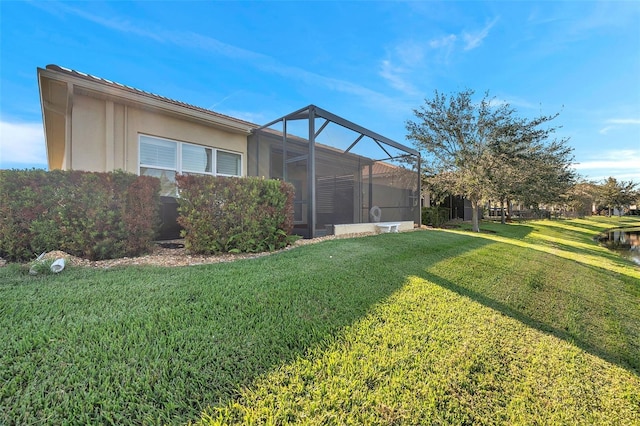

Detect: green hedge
[176, 175, 294, 254]
[0, 169, 160, 261]
[421, 206, 451, 228]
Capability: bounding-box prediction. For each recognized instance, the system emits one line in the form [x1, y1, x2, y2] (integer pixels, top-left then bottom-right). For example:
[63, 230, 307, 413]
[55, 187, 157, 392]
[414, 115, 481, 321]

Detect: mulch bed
[3, 232, 380, 269]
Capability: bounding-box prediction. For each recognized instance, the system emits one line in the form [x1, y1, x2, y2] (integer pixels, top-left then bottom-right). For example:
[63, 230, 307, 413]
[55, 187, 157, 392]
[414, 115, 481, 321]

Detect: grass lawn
[1, 217, 639, 425]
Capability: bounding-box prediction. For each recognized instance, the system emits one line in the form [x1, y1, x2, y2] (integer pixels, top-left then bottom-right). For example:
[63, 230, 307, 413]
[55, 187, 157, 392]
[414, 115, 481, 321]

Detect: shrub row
[0, 169, 160, 261]
[176, 175, 294, 254]
[421, 206, 451, 228]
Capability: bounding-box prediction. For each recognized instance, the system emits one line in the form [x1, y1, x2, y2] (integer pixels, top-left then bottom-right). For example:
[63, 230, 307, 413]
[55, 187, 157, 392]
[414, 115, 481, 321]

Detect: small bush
[422, 206, 451, 228]
[176, 175, 294, 254]
[0, 169, 160, 261]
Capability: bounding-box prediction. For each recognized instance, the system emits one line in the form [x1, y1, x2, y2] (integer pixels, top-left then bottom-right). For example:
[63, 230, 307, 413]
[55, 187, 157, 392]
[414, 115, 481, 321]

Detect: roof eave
[37, 66, 256, 135]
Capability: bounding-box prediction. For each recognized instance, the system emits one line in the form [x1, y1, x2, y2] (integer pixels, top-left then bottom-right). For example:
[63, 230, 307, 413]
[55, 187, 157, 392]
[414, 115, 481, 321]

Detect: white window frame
[215, 149, 243, 177]
[181, 143, 213, 175]
[138, 134, 243, 178]
[138, 134, 243, 198]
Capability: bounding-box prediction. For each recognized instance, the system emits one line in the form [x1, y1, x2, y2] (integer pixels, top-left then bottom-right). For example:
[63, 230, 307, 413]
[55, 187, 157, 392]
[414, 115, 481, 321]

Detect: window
[139, 136, 178, 196]
[216, 150, 241, 176]
[182, 144, 212, 174]
[139, 134, 242, 196]
[140, 137, 177, 169]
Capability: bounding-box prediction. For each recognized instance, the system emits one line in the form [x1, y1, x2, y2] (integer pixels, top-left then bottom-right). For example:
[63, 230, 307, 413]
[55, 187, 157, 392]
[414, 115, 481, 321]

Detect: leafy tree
[564, 181, 600, 217]
[406, 89, 514, 231]
[598, 177, 638, 216]
[516, 139, 576, 209]
[485, 113, 575, 222]
[406, 89, 573, 231]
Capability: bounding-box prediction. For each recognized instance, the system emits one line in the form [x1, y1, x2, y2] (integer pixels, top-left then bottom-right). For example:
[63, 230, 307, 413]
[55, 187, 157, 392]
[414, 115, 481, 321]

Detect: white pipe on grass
[50, 258, 65, 273]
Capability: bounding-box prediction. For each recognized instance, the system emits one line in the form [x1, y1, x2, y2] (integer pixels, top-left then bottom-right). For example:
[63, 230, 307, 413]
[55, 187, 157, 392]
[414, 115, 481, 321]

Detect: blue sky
[1, 0, 639, 182]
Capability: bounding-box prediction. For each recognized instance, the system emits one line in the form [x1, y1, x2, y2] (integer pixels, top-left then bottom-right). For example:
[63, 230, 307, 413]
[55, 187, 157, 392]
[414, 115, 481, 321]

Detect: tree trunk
[500, 198, 506, 225]
[471, 198, 480, 232]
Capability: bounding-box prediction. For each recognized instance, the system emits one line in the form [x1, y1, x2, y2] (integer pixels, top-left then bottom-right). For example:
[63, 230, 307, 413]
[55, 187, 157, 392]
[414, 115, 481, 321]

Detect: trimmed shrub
[421, 206, 451, 228]
[0, 169, 160, 261]
[176, 175, 294, 254]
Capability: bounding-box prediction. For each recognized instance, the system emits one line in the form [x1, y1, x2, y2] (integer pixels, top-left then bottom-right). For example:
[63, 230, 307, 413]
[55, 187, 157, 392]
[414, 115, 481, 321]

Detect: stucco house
[38, 65, 420, 239]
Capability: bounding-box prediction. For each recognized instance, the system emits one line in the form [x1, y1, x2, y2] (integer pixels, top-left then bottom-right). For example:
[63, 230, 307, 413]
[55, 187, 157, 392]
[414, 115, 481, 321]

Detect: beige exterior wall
[39, 77, 70, 170]
[71, 95, 106, 171]
[68, 92, 247, 174]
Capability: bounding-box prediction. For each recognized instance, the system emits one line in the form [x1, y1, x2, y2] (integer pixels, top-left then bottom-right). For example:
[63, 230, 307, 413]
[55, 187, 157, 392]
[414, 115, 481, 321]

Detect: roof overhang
[38, 65, 256, 135]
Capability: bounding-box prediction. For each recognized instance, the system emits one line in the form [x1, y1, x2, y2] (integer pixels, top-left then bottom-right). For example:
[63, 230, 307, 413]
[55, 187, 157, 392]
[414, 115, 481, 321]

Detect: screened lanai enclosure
[247, 105, 421, 238]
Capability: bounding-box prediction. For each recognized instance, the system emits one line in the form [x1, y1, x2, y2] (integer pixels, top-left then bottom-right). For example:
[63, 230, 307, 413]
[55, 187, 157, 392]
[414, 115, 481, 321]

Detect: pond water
[595, 228, 640, 266]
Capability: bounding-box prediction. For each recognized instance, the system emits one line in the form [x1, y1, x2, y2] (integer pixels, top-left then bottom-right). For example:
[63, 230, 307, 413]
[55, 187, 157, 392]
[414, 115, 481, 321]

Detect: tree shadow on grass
[435, 225, 639, 375]
[417, 268, 640, 377]
[534, 234, 639, 270]
[0, 231, 489, 425]
[534, 217, 640, 238]
[457, 221, 640, 281]
[3, 227, 639, 425]
[539, 219, 610, 234]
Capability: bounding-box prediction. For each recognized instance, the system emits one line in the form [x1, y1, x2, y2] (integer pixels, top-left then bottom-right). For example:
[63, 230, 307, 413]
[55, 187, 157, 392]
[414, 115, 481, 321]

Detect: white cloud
[0, 121, 47, 167]
[50, 4, 403, 112]
[500, 96, 536, 110]
[429, 34, 457, 50]
[217, 109, 267, 125]
[605, 118, 640, 125]
[379, 60, 419, 96]
[387, 15, 499, 84]
[426, 34, 458, 65]
[395, 41, 427, 66]
[569, 2, 640, 37]
[462, 17, 499, 51]
[378, 16, 499, 95]
[473, 93, 536, 110]
[573, 159, 640, 170]
[599, 118, 640, 135]
[572, 150, 640, 181]
[378, 39, 432, 95]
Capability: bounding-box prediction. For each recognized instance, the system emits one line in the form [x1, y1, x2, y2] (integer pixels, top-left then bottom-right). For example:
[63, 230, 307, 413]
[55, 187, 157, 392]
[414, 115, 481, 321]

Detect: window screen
[216, 151, 241, 176]
[182, 144, 212, 173]
[139, 136, 176, 169]
[139, 135, 242, 194]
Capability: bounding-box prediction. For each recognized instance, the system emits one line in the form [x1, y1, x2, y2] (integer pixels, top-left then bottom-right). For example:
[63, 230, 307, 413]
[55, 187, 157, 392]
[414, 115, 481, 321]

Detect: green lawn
[1, 217, 639, 425]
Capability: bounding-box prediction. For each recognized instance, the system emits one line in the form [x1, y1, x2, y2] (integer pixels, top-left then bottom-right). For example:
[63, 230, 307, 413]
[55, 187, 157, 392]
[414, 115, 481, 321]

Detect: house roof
[38, 65, 418, 176]
[368, 160, 409, 176]
[40, 64, 258, 134]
